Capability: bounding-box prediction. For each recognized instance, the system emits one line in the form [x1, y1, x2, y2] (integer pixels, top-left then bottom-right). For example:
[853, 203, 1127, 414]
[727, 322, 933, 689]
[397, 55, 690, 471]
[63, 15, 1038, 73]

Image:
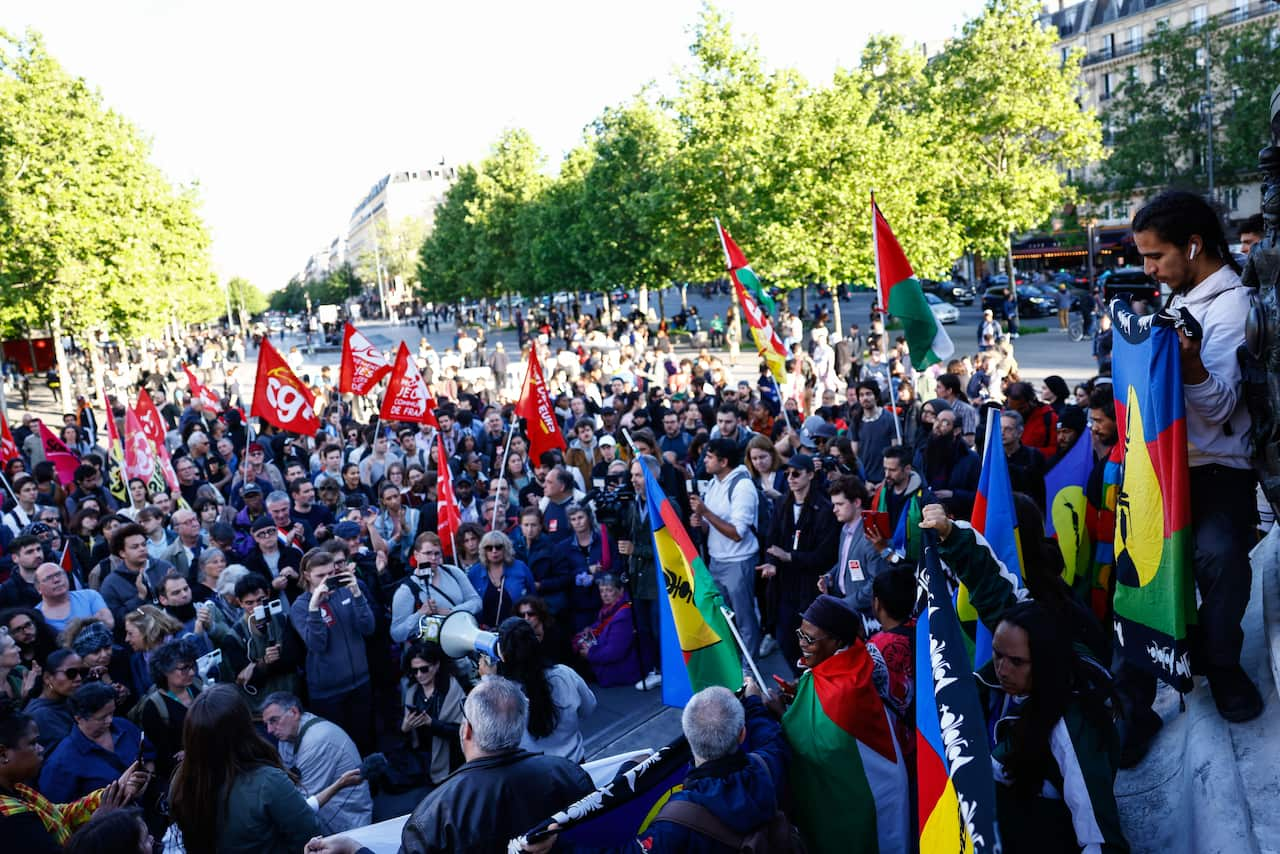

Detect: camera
[325, 575, 344, 591]
[584, 476, 635, 531]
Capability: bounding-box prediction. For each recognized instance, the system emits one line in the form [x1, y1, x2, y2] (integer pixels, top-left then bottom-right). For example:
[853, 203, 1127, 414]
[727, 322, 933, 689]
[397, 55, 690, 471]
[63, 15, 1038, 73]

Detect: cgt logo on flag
[340, 322, 392, 395]
[265, 367, 311, 423]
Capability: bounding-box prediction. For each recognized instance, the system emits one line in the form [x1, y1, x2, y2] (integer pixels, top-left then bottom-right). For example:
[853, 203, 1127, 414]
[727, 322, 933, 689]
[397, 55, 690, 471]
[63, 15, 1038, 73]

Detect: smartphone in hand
[861, 510, 891, 541]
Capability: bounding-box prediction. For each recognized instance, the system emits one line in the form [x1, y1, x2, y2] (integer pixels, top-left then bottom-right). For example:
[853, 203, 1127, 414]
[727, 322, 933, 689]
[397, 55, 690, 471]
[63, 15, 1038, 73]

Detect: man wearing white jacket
[1119, 190, 1262, 767]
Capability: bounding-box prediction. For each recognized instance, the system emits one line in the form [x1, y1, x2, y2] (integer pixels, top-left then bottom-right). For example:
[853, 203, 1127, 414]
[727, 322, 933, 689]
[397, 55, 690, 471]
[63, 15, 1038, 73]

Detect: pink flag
[37, 421, 80, 486]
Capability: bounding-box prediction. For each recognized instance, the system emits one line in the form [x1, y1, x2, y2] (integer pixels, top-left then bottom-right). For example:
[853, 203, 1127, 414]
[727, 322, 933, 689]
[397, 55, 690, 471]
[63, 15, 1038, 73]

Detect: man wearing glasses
[754, 454, 840, 673]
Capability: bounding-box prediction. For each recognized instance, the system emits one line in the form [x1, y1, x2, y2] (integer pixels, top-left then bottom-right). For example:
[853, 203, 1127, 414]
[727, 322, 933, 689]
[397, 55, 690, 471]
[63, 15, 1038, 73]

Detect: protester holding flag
[777, 594, 909, 854]
[921, 503, 1128, 853]
[1116, 190, 1262, 744]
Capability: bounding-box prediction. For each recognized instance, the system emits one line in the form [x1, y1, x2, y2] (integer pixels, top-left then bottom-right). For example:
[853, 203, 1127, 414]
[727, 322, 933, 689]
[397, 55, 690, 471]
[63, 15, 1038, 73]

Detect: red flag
[0, 413, 18, 464]
[183, 365, 222, 412]
[515, 347, 566, 462]
[437, 436, 461, 559]
[380, 342, 439, 427]
[339, 323, 392, 395]
[37, 421, 80, 486]
[252, 338, 320, 434]
[134, 390, 180, 492]
[123, 407, 159, 487]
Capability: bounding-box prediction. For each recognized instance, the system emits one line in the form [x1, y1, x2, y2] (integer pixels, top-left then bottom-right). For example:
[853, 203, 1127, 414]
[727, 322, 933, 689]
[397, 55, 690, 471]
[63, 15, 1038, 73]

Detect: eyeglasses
[410, 664, 437, 675]
[795, 628, 828, 647]
[56, 667, 88, 680]
[171, 662, 196, 674]
[8, 621, 34, 633]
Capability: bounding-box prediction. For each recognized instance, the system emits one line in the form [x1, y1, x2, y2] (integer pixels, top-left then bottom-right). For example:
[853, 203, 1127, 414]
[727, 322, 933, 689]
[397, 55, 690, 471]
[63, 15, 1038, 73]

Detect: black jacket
[764, 490, 840, 604]
[399, 748, 593, 853]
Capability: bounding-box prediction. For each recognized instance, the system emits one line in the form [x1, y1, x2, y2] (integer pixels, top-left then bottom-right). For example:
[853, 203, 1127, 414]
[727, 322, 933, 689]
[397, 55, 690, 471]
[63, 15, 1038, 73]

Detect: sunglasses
[795, 628, 827, 646]
[517, 610, 537, 618]
[56, 667, 89, 680]
[484, 545, 504, 552]
[410, 664, 437, 675]
[785, 470, 807, 478]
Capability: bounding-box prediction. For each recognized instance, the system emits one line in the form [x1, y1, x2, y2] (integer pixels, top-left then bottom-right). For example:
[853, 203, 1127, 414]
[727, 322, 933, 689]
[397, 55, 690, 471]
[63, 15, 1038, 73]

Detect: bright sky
[4, 0, 989, 291]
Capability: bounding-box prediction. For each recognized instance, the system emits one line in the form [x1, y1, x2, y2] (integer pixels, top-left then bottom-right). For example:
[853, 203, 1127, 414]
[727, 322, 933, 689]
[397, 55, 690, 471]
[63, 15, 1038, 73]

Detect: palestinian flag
[642, 464, 742, 707]
[917, 535, 1000, 854]
[716, 220, 788, 385]
[873, 196, 954, 370]
[1045, 428, 1094, 593]
[782, 642, 908, 854]
[1109, 301, 1195, 691]
[715, 219, 775, 314]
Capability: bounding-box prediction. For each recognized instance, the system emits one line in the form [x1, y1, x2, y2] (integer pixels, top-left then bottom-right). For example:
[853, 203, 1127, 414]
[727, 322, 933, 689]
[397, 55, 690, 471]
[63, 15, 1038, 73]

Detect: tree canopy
[418, 0, 1103, 304]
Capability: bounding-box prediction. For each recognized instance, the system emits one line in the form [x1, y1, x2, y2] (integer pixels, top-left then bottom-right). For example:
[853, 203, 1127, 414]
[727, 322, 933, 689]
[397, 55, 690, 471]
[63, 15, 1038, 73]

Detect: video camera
[584, 472, 635, 531]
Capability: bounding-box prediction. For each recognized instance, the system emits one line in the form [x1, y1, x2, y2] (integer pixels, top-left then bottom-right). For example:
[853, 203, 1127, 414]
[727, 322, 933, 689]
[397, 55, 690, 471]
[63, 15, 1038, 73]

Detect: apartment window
[1103, 32, 1115, 57]
[1233, 0, 1250, 22]
[1061, 47, 1070, 64]
[1191, 5, 1208, 28]
[1102, 72, 1114, 100]
[1224, 186, 1241, 212]
[1154, 16, 1169, 31]
[1126, 25, 1142, 50]
[1195, 47, 1206, 68]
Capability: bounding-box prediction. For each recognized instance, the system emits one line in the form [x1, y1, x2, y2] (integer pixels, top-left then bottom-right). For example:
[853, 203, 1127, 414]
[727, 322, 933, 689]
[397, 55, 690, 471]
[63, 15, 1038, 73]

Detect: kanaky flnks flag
[1109, 301, 1195, 692]
[37, 421, 79, 486]
[515, 347, 566, 464]
[916, 534, 1001, 854]
[100, 390, 127, 503]
[516, 736, 692, 848]
[436, 435, 462, 560]
[782, 638, 909, 853]
[959, 409, 1024, 665]
[252, 339, 319, 435]
[183, 365, 222, 413]
[716, 220, 788, 385]
[642, 465, 742, 707]
[380, 342, 439, 427]
[873, 197, 954, 370]
[339, 322, 392, 395]
[1045, 430, 1094, 592]
[0, 413, 19, 464]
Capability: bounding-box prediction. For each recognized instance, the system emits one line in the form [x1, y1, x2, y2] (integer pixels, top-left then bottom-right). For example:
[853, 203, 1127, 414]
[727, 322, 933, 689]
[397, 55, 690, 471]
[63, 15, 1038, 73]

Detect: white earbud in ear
[1188, 245, 1198, 261]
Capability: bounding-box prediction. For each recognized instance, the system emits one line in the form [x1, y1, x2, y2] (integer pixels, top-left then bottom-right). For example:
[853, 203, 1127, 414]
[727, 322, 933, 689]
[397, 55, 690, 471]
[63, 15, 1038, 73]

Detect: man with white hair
[395, 676, 594, 853]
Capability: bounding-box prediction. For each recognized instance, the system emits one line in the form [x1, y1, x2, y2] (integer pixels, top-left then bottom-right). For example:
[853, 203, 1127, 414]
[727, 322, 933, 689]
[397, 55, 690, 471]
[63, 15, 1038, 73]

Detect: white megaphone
[437, 611, 502, 661]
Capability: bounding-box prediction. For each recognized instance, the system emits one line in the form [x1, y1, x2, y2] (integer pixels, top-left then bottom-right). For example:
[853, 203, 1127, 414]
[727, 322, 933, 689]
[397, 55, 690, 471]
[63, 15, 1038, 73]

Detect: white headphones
[1188, 244, 1198, 261]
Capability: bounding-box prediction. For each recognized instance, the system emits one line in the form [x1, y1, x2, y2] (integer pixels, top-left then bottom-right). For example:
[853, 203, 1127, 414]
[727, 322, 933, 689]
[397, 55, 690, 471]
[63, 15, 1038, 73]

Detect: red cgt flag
[37, 421, 80, 486]
[515, 347, 565, 462]
[183, 365, 222, 413]
[339, 322, 392, 395]
[0, 413, 18, 464]
[134, 389, 179, 492]
[436, 434, 462, 558]
[252, 339, 320, 435]
[380, 342, 439, 427]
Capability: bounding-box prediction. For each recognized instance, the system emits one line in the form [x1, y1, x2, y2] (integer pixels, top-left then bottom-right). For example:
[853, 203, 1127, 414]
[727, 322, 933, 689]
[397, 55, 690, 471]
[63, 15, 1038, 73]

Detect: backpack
[726, 471, 773, 562]
[654, 757, 807, 853]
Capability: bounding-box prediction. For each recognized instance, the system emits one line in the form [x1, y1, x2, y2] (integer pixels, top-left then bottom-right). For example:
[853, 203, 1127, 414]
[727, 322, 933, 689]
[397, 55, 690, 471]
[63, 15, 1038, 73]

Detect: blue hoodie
[289, 580, 375, 700]
[637, 696, 790, 853]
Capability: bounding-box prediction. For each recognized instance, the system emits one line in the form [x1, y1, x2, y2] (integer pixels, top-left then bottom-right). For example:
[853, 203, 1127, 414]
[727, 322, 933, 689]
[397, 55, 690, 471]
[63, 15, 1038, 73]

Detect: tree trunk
[85, 329, 105, 405]
[657, 287, 665, 320]
[830, 284, 844, 342]
[680, 282, 688, 311]
[50, 307, 74, 414]
[638, 285, 649, 316]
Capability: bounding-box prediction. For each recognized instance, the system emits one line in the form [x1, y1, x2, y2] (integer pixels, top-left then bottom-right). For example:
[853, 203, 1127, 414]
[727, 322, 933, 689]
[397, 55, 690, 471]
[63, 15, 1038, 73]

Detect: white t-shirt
[701, 466, 758, 563]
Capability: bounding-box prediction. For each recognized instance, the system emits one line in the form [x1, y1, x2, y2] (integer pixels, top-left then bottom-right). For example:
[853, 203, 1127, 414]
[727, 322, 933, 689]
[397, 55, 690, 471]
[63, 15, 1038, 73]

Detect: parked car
[982, 285, 1055, 318]
[922, 278, 976, 305]
[925, 293, 960, 324]
[1098, 267, 1161, 311]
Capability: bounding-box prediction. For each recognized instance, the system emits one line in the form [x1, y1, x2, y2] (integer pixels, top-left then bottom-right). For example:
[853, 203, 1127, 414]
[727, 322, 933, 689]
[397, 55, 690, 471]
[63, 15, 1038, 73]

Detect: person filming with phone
[290, 548, 376, 754]
[224, 573, 302, 715]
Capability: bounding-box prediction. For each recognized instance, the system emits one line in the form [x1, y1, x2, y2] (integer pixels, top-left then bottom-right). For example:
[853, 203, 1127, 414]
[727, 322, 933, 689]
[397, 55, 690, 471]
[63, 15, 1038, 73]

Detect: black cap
[241, 482, 264, 497]
[250, 515, 276, 533]
[785, 453, 815, 473]
[1057, 405, 1087, 434]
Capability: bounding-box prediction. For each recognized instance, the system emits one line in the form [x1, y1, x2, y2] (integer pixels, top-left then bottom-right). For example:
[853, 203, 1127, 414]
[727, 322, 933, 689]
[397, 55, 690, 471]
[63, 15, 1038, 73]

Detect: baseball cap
[240, 482, 263, 497]
[598, 435, 617, 447]
[247, 442, 265, 454]
[333, 521, 361, 539]
[784, 453, 815, 473]
[250, 515, 276, 533]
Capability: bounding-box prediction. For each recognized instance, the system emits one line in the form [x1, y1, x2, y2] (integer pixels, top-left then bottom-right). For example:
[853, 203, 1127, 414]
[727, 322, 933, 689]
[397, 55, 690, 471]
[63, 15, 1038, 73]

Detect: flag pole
[0, 469, 18, 506]
[888, 374, 903, 445]
[871, 191, 884, 316]
[718, 604, 766, 688]
[492, 425, 516, 532]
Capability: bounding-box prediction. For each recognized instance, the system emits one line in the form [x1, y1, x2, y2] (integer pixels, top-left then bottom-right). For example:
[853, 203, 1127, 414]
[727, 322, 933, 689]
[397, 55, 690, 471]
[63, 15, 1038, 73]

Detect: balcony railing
[1079, 2, 1278, 68]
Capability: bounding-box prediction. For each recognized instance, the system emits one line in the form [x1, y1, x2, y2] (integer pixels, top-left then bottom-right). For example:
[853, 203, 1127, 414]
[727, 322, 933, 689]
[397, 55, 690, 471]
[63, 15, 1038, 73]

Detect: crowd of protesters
[0, 191, 1264, 854]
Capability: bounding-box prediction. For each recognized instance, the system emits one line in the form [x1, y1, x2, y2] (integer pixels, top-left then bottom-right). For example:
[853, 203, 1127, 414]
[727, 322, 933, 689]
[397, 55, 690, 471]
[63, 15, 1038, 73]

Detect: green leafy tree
[227, 275, 269, 320]
[466, 129, 550, 300]
[1098, 17, 1275, 198]
[0, 29, 217, 398]
[931, 0, 1105, 281]
[418, 165, 483, 304]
